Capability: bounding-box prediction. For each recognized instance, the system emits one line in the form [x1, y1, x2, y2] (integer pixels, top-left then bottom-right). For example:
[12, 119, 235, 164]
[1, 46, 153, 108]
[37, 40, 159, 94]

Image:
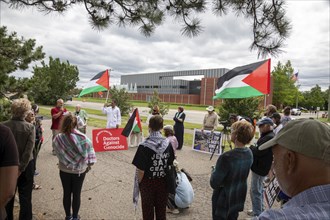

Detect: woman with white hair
[3, 98, 35, 220]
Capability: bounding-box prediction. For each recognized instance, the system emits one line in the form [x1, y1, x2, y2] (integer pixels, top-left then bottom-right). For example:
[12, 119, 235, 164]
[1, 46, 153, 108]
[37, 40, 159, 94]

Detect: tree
[0, 97, 11, 121]
[0, 26, 44, 91]
[217, 97, 261, 121]
[28, 57, 79, 105]
[3, 76, 31, 97]
[272, 60, 298, 108]
[6, 0, 290, 57]
[108, 86, 132, 116]
[309, 85, 325, 110]
[148, 90, 169, 116]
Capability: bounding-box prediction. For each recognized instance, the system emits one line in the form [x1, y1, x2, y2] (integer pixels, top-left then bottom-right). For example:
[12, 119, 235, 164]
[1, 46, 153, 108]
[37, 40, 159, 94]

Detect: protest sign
[192, 129, 222, 155]
[92, 128, 128, 152]
[264, 177, 281, 209]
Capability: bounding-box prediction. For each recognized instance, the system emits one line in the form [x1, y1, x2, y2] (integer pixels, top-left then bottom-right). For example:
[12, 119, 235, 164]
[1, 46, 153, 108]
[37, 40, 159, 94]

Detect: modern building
[120, 68, 231, 105]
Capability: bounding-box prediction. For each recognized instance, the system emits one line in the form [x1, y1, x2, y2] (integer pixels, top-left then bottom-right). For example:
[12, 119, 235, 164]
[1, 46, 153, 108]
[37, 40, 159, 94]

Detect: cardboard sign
[92, 128, 128, 152]
[264, 177, 281, 209]
[192, 129, 222, 155]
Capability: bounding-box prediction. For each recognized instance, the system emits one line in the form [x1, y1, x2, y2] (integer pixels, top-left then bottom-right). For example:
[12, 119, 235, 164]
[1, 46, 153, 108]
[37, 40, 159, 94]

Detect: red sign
[92, 128, 128, 152]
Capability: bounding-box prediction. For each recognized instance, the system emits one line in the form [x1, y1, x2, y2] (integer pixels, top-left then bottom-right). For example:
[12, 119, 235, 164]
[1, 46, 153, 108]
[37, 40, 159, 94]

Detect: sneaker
[65, 216, 72, 220]
[166, 208, 179, 214]
[171, 209, 180, 214]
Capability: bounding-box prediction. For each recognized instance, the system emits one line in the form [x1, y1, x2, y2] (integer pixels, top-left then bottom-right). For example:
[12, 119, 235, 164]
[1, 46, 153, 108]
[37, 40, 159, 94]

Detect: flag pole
[105, 69, 111, 103]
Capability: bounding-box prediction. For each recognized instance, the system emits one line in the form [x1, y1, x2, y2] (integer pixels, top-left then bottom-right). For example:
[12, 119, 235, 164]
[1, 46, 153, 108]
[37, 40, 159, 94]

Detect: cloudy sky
[1, 0, 329, 91]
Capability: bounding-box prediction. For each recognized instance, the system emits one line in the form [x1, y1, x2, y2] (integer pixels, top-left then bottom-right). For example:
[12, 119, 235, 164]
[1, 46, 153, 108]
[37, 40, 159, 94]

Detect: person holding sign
[132, 115, 175, 220]
[257, 119, 330, 219]
[210, 121, 254, 220]
[102, 100, 121, 129]
[202, 106, 218, 132]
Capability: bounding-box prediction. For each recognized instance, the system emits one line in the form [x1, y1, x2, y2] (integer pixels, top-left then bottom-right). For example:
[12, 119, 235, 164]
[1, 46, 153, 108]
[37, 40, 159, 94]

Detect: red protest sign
[92, 128, 128, 152]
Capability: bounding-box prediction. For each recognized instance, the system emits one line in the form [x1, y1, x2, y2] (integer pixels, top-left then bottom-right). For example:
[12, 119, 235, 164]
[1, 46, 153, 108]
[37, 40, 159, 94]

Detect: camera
[220, 120, 230, 129]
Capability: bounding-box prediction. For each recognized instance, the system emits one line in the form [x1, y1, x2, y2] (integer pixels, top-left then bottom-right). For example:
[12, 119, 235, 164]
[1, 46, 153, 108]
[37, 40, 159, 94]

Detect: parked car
[66, 96, 73, 101]
[291, 108, 301, 116]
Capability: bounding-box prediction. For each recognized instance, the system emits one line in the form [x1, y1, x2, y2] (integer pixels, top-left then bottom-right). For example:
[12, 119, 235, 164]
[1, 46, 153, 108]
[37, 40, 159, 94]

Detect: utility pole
[295, 83, 300, 109]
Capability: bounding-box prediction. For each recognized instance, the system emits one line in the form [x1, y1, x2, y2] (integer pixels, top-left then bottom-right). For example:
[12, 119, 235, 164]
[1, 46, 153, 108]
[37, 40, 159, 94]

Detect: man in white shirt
[102, 100, 121, 129]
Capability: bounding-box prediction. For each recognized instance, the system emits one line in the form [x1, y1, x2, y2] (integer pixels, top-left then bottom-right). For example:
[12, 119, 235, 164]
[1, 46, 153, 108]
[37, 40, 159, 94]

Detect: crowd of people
[0, 99, 329, 220]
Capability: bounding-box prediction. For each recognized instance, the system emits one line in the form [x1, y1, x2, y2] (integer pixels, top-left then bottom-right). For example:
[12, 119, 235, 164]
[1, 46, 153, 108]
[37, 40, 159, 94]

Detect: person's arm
[19, 126, 36, 172]
[136, 168, 145, 183]
[0, 166, 18, 209]
[102, 105, 108, 114]
[202, 114, 207, 131]
[213, 114, 218, 131]
[210, 155, 228, 189]
[51, 108, 63, 120]
[132, 146, 147, 181]
[179, 113, 186, 123]
[83, 110, 88, 124]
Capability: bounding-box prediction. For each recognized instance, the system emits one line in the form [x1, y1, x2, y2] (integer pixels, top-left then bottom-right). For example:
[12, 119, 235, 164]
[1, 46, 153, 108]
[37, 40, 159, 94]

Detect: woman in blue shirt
[210, 120, 254, 220]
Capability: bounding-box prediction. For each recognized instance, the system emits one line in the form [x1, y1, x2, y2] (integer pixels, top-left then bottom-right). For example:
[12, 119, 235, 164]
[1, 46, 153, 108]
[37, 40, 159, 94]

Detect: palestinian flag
[79, 70, 110, 97]
[121, 108, 142, 137]
[213, 59, 271, 99]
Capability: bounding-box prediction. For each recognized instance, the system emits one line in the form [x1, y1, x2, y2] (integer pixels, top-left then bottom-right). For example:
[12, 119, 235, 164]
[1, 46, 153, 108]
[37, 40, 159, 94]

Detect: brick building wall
[93, 76, 273, 107]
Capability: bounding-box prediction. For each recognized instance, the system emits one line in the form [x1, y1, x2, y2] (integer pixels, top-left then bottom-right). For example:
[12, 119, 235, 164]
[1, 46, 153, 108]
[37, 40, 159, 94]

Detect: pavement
[26, 119, 281, 220]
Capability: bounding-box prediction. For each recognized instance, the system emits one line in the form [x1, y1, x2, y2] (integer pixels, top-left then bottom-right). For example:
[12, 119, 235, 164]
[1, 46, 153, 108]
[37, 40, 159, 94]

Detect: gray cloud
[2, 1, 329, 91]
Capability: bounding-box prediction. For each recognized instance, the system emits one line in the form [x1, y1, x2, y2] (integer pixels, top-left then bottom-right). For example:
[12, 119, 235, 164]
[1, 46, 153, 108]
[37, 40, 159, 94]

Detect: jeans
[250, 171, 265, 216]
[5, 160, 34, 220]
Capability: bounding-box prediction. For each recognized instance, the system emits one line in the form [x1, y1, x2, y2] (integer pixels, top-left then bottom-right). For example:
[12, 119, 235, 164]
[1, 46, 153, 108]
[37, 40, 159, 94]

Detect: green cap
[259, 119, 330, 164]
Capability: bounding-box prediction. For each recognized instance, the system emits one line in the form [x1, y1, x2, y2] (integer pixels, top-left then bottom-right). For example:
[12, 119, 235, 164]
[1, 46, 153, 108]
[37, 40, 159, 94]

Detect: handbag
[166, 165, 177, 194]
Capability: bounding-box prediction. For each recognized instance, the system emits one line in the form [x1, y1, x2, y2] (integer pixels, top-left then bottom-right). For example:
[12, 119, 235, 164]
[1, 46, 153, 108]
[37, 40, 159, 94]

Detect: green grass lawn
[74, 97, 208, 111]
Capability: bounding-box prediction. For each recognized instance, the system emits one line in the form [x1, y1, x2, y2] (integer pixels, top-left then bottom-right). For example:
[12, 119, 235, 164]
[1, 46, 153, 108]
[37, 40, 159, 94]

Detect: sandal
[33, 184, 42, 190]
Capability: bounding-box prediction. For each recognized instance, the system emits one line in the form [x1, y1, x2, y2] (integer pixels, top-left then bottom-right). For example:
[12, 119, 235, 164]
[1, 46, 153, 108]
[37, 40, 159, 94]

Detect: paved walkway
[27, 119, 279, 220]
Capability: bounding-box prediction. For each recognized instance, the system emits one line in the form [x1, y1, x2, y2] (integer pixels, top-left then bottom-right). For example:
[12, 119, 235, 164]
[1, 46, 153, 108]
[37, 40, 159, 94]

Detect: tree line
[0, 26, 328, 122]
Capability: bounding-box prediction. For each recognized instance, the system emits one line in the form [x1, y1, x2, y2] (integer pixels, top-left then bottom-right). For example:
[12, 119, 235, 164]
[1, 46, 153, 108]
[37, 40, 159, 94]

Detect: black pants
[59, 171, 86, 218]
[5, 160, 34, 220]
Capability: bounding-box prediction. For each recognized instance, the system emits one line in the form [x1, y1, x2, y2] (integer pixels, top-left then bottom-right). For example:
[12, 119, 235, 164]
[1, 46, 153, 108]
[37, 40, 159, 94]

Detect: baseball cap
[256, 117, 274, 126]
[259, 119, 330, 164]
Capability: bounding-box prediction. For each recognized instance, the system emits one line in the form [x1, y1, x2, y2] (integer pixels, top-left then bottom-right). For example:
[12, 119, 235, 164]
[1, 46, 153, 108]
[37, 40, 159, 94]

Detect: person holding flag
[102, 100, 121, 129]
[126, 108, 143, 147]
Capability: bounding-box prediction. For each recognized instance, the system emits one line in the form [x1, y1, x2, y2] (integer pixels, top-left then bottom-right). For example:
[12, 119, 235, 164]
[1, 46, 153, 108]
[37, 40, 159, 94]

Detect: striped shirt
[256, 184, 330, 220]
[54, 130, 97, 174]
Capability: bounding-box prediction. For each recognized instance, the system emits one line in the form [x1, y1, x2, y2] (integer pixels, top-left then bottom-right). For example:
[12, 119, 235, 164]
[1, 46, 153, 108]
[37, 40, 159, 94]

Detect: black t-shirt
[0, 124, 19, 167]
[132, 144, 175, 179]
